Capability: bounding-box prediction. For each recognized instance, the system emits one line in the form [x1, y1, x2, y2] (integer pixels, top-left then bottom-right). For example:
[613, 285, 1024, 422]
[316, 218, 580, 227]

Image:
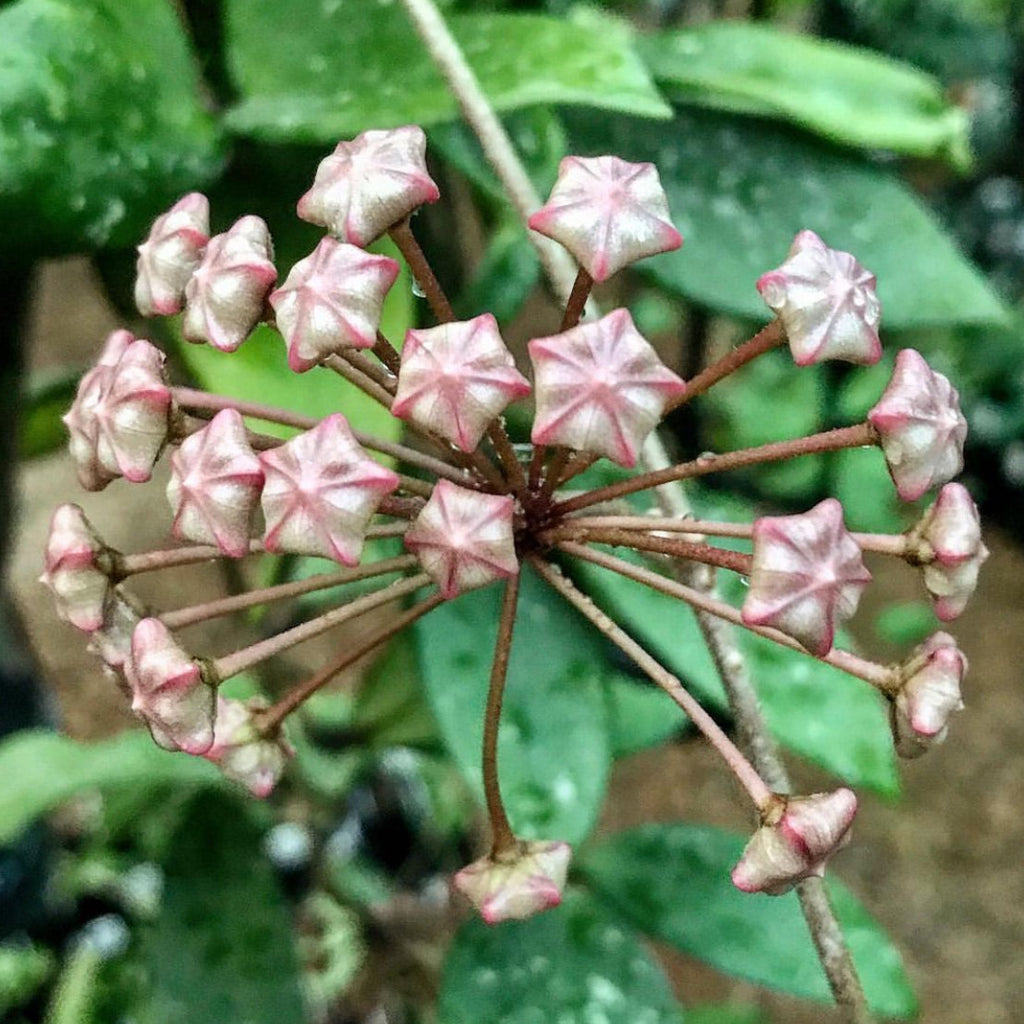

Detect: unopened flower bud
[183, 215, 277, 352]
[135, 193, 210, 316]
[757, 230, 881, 366]
[868, 349, 967, 501]
[260, 414, 400, 564]
[404, 480, 519, 599]
[202, 697, 293, 798]
[454, 840, 572, 924]
[891, 631, 966, 758]
[39, 504, 113, 632]
[126, 619, 217, 755]
[270, 237, 400, 373]
[742, 499, 871, 656]
[529, 309, 686, 467]
[297, 126, 440, 246]
[392, 314, 532, 452]
[906, 483, 988, 620]
[732, 788, 857, 896]
[528, 155, 682, 281]
[167, 409, 265, 558]
[87, 590, 144, 690]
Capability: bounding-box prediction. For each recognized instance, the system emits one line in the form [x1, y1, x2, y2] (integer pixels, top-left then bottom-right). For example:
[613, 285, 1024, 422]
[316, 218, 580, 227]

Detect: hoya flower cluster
[42, 125, 982, 922]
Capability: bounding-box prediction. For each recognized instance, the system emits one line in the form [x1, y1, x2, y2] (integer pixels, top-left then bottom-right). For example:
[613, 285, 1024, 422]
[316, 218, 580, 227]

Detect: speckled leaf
[563, 108, 1005, 328]
[415, 565, 610, 845]
[638, 22, 971, 169]
[0, 0, 222, 256]
[224, 1, 670, 141]
[580, 824, 917, 1018]
[139, 793, 305, 1024]
[439, 889, 684, 1024]
[0, 730, 219, 844]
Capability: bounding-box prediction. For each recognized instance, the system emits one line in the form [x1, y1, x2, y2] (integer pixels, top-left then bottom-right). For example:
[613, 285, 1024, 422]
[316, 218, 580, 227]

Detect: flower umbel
[44, 128, 981, 919]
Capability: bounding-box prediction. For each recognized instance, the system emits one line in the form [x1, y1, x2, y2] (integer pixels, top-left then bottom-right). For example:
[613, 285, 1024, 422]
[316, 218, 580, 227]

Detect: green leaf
[455, 222, 541, 323]
[0, 942, 54, 1016]
[439, 889, 684, 1024]
[224, 2, 670, 142]
[605, 671, 685, 758]
[580, 824, 917, 1019]
[415, 565, 611, 845]
[686, 1007, 764, 1024]
[19, 370, 79, 460]
[574, 540, 899, 796]
[562, 108, 1005, 329]
[139, 792, 305, 1024]
[0, 0, 222, 256]
[638, 22, 971, 170]
[0, 730, 220, 844]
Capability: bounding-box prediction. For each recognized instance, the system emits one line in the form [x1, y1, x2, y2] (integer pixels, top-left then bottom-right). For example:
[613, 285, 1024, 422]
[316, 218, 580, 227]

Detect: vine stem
[160, 554, 419, 630]
[560, 268, 593, 332]
[667, 318, 785, 412]
[542, 525, 751, 576]
[558, 541, 894, 692]
[256, 590, 444, 734]
[389, 217, 455, 323]
[564, 515, 911, 557]
[554, 422, 879, 516]
[115, 540, 262, 577]
[324, 354, 395, 408]
[213, 573, 432, 681]
[172, 386, 474, 486]
[483, 574, 522, 857]
[530, 556, 772, 810]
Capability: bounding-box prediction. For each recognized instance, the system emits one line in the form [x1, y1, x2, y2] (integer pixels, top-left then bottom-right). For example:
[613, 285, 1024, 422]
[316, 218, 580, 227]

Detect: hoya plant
[3, 0, 1005, 1022]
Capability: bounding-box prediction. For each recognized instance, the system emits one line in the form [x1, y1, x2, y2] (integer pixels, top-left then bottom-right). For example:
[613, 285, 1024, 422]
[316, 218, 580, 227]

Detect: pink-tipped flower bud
[742, 498, 871, 657]
[167, 409, 265, 558]
[202, 697, 293, 798]
[528, 155, 682, 281]
[125, 618, 217, 755]
[39, 504, 113, 632]
[134, 193, 210, 316]
[757, 230, 882, 366]
[63, 332, 173, 490]
[392, 314, 532, 452]
[891, 631, 966, 758]
[183, 215, 277, 353]
[270, 237, 400, 373]
[868, 349, 968, 501]
[404, 480, 519, 599]
[454, 840, 572, 924]
[529, 309, 686, 468]
[260, 413, 400, 565]
[296, 126, 440, 246]
[87, 590, 143, 688]
[907, 483, 989, 620]
[732, 788, 858, 896]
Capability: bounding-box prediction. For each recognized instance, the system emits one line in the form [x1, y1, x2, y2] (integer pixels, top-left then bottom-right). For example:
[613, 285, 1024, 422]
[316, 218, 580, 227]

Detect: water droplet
[411, 278, 426, 298]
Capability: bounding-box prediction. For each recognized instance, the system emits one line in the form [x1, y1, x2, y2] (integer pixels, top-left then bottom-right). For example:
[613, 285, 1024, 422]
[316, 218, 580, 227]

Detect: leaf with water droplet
[0, 0, 222, 255]
[439, 890, 684, 1024]
[579, 824, 917, 1019]
[223, 1, 670, 142]
[562, 107, 1005, 329]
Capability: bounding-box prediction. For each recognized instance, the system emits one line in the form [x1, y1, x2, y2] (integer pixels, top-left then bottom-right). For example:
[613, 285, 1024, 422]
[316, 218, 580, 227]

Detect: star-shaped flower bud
[125, 618, 217, 755]
[528, 155, 682, 281]
[259, 414, 400, 564]
[202, 697, 293, 798]
[183, 215, 277, 353]
[757, 230, 882, 366]
[868, 348, 968, 502]
[134, 193, 210, 316]
[39, 504, 113, 632]
[404, 480, 518, 599]
[453, 840, 572, 924]
[742, 498, 871, 657]
[392, 314, 532, 452]
[63, 333, 173, 490]
[296, 126, 441, 246]
[891, 632, 966, 758]
[167, 410, 265, 558]
[270, 237, 400, 373]
[907, 483, 989, 620]
[732, 788, 858, 896]
[529, 309, 686, 468]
